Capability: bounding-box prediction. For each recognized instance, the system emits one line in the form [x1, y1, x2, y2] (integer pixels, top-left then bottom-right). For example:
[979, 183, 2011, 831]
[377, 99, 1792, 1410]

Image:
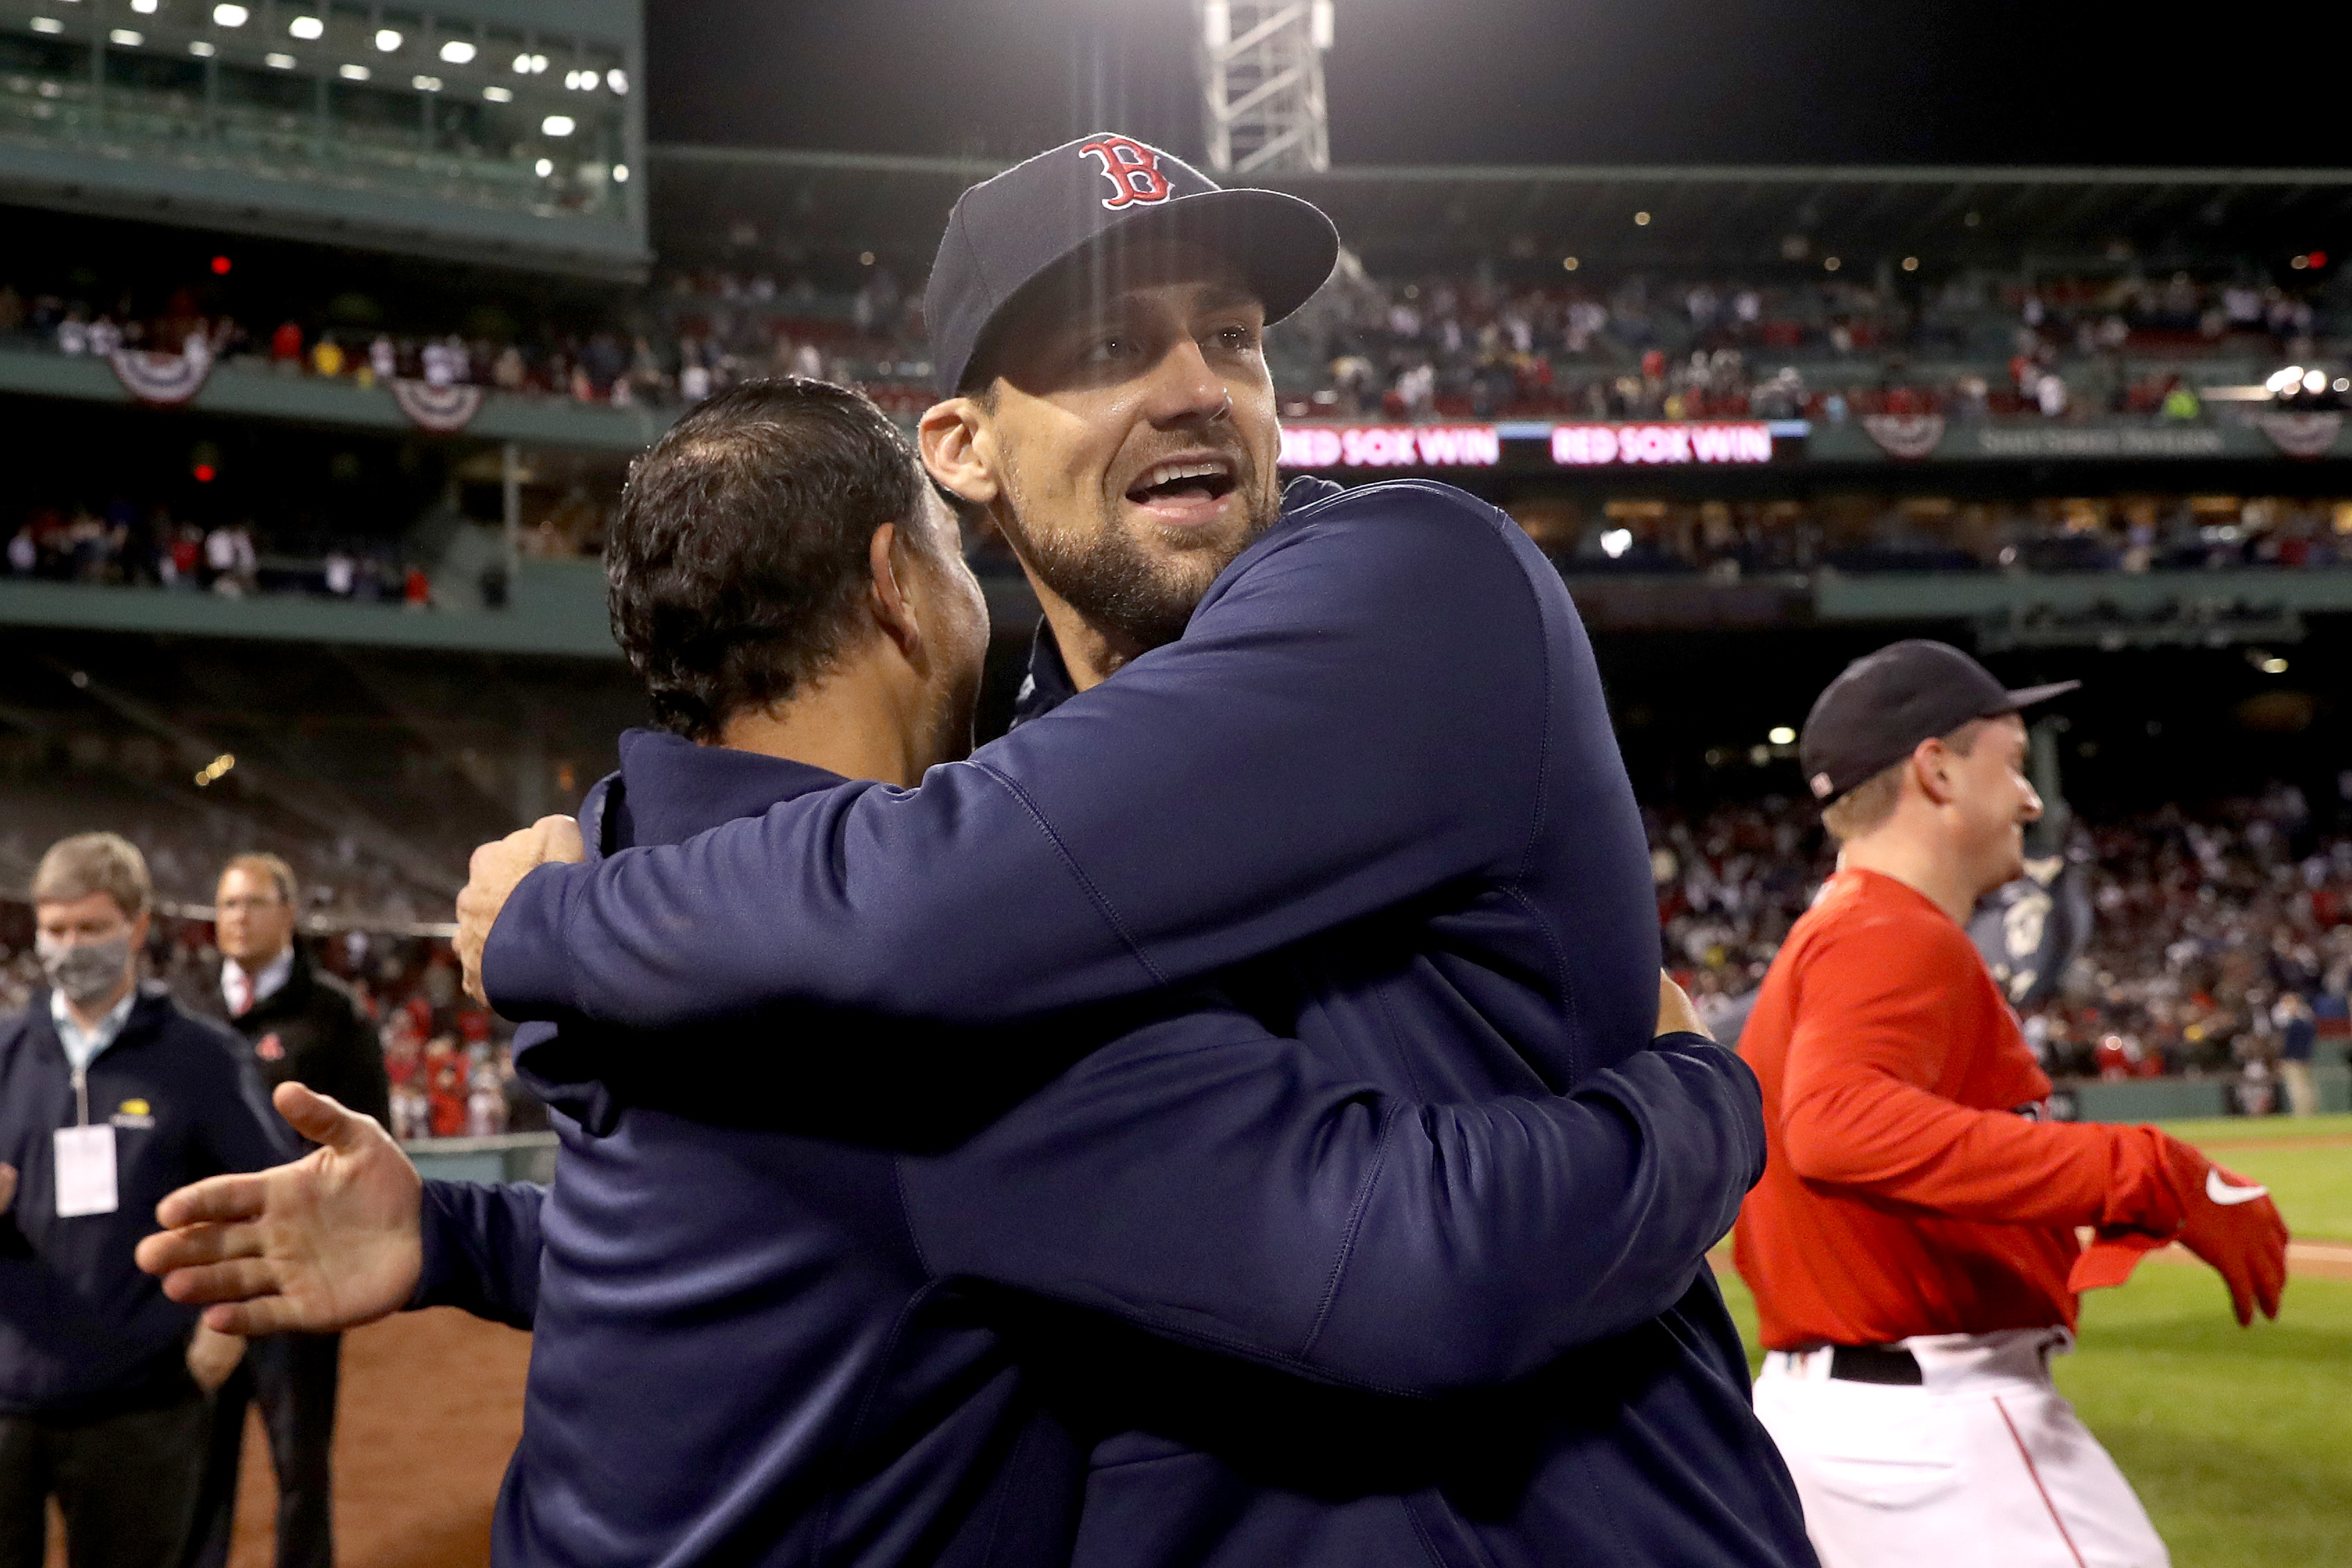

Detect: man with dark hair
[183, 852, 388, 1568]
[433, 135, 1807, 1565]
[0, 834, 286, 1568]
[143, 372, 1777, 1567]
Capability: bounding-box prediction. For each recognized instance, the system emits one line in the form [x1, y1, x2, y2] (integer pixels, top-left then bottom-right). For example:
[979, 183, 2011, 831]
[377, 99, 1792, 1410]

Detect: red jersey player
[1736, 640, 2288, 1568]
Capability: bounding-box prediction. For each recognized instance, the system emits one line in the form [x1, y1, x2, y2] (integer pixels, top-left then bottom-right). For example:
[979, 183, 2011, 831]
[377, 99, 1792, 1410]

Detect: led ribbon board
[1278, 425, 1503, 469]
[1549, 423, 1775, 466]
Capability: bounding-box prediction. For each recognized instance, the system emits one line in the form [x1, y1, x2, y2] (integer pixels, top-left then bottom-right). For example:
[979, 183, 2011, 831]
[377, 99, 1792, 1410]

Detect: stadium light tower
[1196, 1, 1333, 176]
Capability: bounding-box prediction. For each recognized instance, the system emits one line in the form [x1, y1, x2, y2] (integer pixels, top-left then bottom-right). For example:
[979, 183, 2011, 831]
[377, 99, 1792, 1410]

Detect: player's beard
[995, 446, 1282, 656]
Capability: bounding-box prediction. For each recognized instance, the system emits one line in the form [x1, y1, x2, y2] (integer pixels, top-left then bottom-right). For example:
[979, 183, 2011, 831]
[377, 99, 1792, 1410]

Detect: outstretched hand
[135, 1082, 425, 1336]
[455, 815, 585, 1006]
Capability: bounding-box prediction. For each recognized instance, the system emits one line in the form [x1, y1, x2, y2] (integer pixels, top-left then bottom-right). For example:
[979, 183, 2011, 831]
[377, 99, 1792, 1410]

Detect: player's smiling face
[1952, 713, 2042, 889]
[923, 239, 1284, 670]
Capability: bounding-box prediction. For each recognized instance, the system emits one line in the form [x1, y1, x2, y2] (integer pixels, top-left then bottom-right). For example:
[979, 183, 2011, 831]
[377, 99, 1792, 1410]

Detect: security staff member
[0, 833, 287, 1568]
[185, 854, 388, 1568]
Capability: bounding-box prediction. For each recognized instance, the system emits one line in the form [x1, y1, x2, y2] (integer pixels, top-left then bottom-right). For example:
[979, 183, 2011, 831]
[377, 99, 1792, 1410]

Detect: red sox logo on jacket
[1079, 136, 1175, 210]
[255, 1032, 286, 1062]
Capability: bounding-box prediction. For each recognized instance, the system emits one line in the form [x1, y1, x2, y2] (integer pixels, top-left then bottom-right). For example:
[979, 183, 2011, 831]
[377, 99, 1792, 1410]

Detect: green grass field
[1718, 1116, 2352, 1568]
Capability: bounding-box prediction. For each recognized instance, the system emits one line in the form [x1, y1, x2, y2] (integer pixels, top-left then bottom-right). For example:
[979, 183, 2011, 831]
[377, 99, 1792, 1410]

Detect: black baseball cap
[1799, 640, 2079, 803]
[923, 131, 1340, 398]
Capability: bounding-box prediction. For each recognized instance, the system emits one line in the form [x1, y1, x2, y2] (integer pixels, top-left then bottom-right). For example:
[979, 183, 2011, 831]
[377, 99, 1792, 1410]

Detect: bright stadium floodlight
[1768, 726, 1797, 746]
[412, 73, 441, 91]
[109, 28, 143, 45]
[2267, 366, 2303, 394]
[213, 3, 249, 25]
[534, 156, 554, 176]
[339, 61, 369, 79]
[541, 114, 575, 136]
[288, 13, 322, 39]
[375, 27, 401, 51]
[607, 67, 627, 93]
[131, 0, 156, 14]
[189, 38, 214, 54]
[440, 38, 475, 63]
[482, 83, 513, 101]
[1600, 528, 1632, 559]
[265, 49, 294, 66]
[612, 162, 629, 182]
[30, 17, 63, 33]
[2304, 369, 2328, 394]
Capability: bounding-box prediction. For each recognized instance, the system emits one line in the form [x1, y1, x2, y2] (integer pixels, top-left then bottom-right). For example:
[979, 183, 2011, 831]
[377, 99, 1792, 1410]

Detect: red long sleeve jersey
[1733, 868, 2181, 1349]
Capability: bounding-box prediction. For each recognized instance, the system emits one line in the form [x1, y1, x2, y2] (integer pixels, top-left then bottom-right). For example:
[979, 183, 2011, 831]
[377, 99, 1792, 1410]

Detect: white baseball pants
[1752, 1328, 2169, 1568]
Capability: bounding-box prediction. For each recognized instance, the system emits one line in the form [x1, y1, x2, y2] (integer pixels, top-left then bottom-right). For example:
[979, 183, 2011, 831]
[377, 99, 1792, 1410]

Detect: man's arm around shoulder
[472, 488, 1558, 1034]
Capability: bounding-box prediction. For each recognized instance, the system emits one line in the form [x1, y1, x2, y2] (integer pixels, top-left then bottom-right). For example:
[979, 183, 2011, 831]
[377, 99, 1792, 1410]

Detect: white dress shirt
[221, 946, 294, 1019]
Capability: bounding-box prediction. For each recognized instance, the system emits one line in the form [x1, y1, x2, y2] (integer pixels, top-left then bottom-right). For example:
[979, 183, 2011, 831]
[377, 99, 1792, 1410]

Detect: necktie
[228, 969, 252, 1017]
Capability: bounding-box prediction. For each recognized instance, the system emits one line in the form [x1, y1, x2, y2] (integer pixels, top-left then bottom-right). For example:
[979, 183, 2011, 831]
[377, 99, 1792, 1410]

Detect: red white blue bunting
[390, 380, 487, 433]
[108, 344, 214, 406]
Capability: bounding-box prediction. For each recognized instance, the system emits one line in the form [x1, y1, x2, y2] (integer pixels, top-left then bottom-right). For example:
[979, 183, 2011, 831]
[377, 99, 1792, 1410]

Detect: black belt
[1827, 1345, 1923, 1385]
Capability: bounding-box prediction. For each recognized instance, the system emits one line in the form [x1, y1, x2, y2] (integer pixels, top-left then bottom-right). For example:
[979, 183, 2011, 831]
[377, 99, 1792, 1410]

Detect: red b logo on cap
[1080, 137, 1174, 210]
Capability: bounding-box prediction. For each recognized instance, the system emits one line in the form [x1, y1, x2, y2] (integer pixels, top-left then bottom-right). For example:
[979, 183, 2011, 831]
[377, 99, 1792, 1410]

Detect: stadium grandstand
[11, 108, 2352, 1125]
[3, 7, 2350, 1567]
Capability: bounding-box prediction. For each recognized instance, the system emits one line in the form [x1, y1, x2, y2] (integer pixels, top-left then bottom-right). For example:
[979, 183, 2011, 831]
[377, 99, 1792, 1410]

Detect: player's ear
[866, 522, 921, 661]
[1912, 737, 1957, 807]
[920, 397, 999, 509]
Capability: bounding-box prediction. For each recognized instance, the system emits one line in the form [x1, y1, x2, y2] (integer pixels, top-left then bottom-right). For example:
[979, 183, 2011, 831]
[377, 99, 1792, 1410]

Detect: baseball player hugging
[1734, 640, 2290, 1568]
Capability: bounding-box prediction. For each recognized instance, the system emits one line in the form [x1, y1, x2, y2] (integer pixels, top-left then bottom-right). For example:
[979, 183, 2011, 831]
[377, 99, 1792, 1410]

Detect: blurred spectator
[2277, 990, 2319, 1116]
[185, 852, 387, 1568]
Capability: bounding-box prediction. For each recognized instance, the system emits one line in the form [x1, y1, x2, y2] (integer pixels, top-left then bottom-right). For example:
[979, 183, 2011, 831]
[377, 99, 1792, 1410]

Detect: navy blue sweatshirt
[480, 477, 1814, 1567]
[0, 984, 290, 1416]
[421, 726, 1777, 1567]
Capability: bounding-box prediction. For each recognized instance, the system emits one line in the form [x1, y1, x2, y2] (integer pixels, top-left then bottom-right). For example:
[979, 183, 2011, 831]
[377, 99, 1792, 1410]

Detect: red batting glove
[2069, 1133, 2287, 1325]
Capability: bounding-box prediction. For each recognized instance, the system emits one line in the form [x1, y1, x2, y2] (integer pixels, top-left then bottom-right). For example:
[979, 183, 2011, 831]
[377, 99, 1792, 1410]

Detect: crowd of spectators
[3, 499, 430, 602]
[7, 254, 2342, 430]
[0, 262, 925, 413]
[1283, 265, 2346, 425]
[1655, 784, 2352, 1109]
[1541, 492, 2352, 578]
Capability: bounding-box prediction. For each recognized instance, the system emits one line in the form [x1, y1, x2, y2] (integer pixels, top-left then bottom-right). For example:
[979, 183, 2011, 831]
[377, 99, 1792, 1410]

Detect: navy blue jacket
[423, 726, 1777, 1567]
[0, 984, 290, 1416]
[481, 477, 1814, 1567]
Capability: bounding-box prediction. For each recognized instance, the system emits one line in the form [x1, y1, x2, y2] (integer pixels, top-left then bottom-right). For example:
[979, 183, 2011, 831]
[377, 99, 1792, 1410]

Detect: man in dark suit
[184, 853, 388, 1568]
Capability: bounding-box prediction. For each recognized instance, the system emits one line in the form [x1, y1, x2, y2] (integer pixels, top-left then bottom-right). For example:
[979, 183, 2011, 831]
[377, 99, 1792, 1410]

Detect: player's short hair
[220, 851, 298, 909]
[1820, 718, 1988, 843]
[33, 832, 153, 921]
[607, 378, 941, 742]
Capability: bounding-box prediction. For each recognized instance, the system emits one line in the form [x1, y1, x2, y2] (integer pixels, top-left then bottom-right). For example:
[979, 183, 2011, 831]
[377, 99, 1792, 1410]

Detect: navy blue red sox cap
[924, 131, 1340, 398]
[1799, 639, 2079, 804]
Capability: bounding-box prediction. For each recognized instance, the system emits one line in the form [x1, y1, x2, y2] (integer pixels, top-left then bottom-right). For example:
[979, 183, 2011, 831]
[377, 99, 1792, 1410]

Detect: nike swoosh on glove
[2068, 1132, 2289, 1325]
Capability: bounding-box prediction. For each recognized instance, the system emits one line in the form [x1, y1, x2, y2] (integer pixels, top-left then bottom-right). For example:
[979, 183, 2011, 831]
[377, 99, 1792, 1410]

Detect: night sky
[646, 1, 2342, 170]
